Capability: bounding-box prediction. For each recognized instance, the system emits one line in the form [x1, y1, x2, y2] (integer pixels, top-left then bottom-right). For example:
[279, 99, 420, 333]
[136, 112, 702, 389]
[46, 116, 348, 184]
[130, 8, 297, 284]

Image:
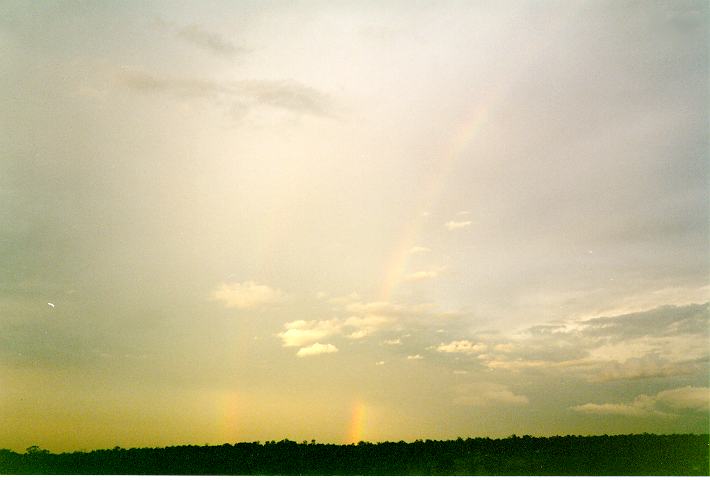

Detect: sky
[0, 0, 708, 453]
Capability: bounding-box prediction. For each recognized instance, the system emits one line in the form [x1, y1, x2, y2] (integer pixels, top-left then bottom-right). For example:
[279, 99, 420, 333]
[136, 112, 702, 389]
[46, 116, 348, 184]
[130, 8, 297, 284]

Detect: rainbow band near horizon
[346, 400, 366, 444]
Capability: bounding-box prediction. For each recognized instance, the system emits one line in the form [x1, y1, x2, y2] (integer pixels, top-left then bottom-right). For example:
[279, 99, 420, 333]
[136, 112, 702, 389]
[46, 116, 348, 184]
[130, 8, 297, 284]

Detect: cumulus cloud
[407, 354, 423, 360]
[296, 343, 338, 357]
[435, 340, 487, 355]
[176, 24, 244, 57]
[453, 383, 529, 407]
[277, 319, 342, 347]
[444, 220, 471, 231]
[212, 281, 282, 309]
[409, 246, 430, 255]
[345, 314, 394, 339]
[571, 386, 709, 417]
[571, 398, 660, 417]
[276, 296, 459, 356]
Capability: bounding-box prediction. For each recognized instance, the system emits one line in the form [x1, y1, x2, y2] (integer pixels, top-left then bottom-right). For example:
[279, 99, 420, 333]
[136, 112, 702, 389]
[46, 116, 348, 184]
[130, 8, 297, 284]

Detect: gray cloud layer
[176, 24, 245, 57]
[117, 68, 337, 118]
[431, 303, 709, 384]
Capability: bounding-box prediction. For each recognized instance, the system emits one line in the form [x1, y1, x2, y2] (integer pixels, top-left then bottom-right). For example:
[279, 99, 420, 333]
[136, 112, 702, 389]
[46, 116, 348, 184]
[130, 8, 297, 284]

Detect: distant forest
[1, 433, 707, 475]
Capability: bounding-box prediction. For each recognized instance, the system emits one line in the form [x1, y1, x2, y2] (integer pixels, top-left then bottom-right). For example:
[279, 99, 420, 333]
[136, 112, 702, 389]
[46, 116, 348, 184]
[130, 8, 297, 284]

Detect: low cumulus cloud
[296, 343, 338, 357]
[275, 296, 462, 356]
[277, 319, 342, 347]
[435, 340, 487, 355]
[212, 281, 283, 309]
[453, 383, 529, 407]
[277, 314, 394, 351]
[345, 314, 395, 339]
[444, 220, 471, 231]
[408, 246, 430, 255]
[571, 386, 709, 417]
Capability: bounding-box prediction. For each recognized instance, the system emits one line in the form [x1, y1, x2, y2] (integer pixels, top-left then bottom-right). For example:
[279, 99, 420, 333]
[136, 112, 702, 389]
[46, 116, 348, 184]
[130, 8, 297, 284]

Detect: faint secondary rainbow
[377, 5, 579, 302]
[377, 101, 495, 301]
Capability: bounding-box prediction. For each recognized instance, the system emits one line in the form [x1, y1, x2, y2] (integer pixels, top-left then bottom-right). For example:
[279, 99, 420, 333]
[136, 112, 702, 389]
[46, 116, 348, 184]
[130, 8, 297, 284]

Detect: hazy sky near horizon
[1, 0, 708, 452]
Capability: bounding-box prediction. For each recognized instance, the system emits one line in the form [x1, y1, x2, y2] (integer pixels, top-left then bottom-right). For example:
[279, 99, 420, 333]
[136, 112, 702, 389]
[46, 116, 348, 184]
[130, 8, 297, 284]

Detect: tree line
[1, 433, 707, 475]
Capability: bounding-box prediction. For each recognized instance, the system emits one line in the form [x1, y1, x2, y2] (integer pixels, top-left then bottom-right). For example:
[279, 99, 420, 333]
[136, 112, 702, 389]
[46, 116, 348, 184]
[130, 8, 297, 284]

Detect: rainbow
[378, 102, 494, 301]
[377, 4, 580, 302]
[346, 400, 366, 444]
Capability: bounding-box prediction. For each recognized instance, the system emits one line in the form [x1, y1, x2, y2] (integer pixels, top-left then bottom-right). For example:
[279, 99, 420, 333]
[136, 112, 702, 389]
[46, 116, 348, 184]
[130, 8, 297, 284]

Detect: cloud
[296, 343, 338, 357]
[457, 303, 709, 383]
[580, 303, 709, 339]
[277, 319, 342, 347]
[435, 340, 487, 355]
[656, 386, 710, 411]
[591, 355, 700, 382]
[117, 68, 336, 118]
[176, 24, 244, 57]
[277, 297, 457, 355]
[571, 398, 659, 417]
[444, 220, 471, 231]
[345, 314, 394, 339]
[409, 246, 430, 255]
[407, 354, 423, 360]
[212, 281, 282, 309]
[453, 383, 529, 407]
[571, 386, 709, 417]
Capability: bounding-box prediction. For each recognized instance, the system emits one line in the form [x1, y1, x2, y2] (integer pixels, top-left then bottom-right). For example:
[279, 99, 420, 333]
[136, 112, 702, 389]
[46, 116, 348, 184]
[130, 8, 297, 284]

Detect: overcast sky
[1, 0, 708, 452]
